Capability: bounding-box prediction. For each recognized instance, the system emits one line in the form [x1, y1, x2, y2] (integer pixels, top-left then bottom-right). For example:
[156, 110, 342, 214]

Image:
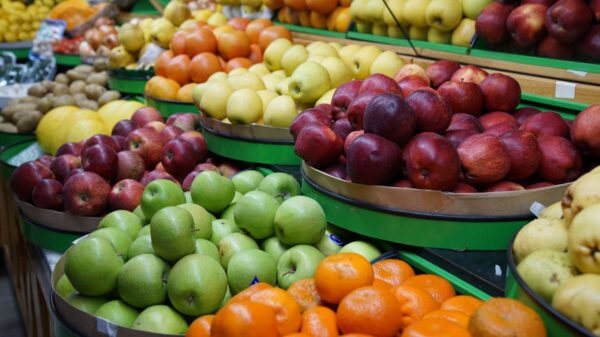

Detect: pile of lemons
[0, 0, 62, 43]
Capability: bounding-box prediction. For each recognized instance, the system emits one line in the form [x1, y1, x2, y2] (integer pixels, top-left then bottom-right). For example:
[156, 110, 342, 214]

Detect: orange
[278, 7, 288, 23]
[282, 7, 301, 25]
[284, 334, 312, 337]
[186, 315, 213, 337]
[423, 309, 470, 328]
[390, 285, 440, 328]
[284, 0, 308, 11]
[299, 11, 311, 27]
[176, 83, 196, 102]
[249, 287, 302, 335]
[372, 259, 415, 288]
[306, 0, 337, 15]
[228, 17, 251, 31]
[287, 278, 322, 312]
[166, 54, 191, 86]
[334, 7, 351, 32]
[224, 57, 253, 73]
[170, 30, 187, 55]
[229, 282, 272, 303]
[155, 50, 174, 77]
[189, 52, 223, 83]
[337, 286, 402, 337]
[326, 7, 342, 31]
[145, 76, 180, 100]
[248, 44, 263, 64]
[468, 298, 547, 337]
[340, 335, 374, 337]
[441, 295, 484, 316]
[217, 56, 227, 70]
[211, 301, 278, 337]
[309, 11, 327, 29]
[402, 274, 456, 304]
[301, 306, 339, 337]
[218, 31, 251, 60]
[264, 0, 284, 9]
[212, 25, 235, 38]
[372, 279, 392, 290]
[245, 19, 274, 45]
[339, 0, 350, 6]
[401, 318, 471, 337]
[314, 253, 374, 305]
[185, 28, 218, 57]
[258, 26, 293, 50]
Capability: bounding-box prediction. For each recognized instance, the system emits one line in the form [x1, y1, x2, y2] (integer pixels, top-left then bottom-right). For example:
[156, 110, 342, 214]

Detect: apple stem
[282, 269, 295, 277]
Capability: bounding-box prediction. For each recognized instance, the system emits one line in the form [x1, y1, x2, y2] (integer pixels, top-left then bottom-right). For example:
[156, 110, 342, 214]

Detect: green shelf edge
[0, 139, 36, 180]
[108, 76, 147, 95]
[0, 132, 34, 149]
[202, 128, 301, 166]
[521, 93, 589, 116]
[0, 47, 30, 59]
[20, 217, 80, 253]
[145, 96, 198, 117]
[276, 21, 347, 39]
[55, 54, 82, 66]
[130, 0, 160, 15]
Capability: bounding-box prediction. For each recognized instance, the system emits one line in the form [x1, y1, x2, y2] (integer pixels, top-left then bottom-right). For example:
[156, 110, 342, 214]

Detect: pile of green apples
[54, 170, 382, 335]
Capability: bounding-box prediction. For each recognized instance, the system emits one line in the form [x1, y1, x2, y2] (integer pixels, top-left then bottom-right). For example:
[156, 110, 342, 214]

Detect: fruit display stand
[0, 131, 35, 151]
[276, 21, 347, 40]
[145, 96, 197, 117]
[0, 41, 33, 59]
[54, 54, 82, 67]
[108, 68, 154, 95]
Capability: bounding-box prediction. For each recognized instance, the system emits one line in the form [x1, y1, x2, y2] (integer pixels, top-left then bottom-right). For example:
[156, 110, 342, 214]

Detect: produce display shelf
[108, 68, 154, 95]
[0, 41, 32, 59]
[505, 235, 593, 337]
[0, 131, 34, 150]
[145, 95, 197, 117]
[276, 21, 347, 39]
[129, 0, 161, 15]
[0, 138, 36, 179]
[20, 216, 81, 254]
[55, 53, 82, 66]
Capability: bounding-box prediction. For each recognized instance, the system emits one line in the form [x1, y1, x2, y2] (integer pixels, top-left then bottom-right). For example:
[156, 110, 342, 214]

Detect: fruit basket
[108, 68, 154, 95]
[200, 116, 301, 166]
[144, 96, 197, 117]
[0, 138, 38, 179]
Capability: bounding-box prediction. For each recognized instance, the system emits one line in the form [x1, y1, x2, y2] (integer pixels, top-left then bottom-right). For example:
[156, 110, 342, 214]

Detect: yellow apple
[352, 45, 382, 80]
[226, 88, 263, 124]
[403, 0, 431, 28]
[288, 62, 331, 104]
[208, 71, 228, 83]
[372, 23, 388, 36]
[328, 42, 342, 51]
[409, 25, 429, 40]
[425, 0, 463, 32]
[370, 51, 405, 77]
[308, 54, 326, 63]
[388, 25, 409, 38]
[272, 70, 287, 78]
[275, 78, 291, 96]
[451, 18, 476, 46]
[383, 0, 408, 26]
[307, 41, 338, 58]
[316, 88, 336, 106]
[365, 0, 385, 22]
[257, 90, 279, 113]
[228, 68, 249, 76]
[200, 81, 234, 120]
[248, 63, 271, 77]
[428, 27, 452, 43]
[355, 20, 373, 33]
[227, 72, 265, 91]
[263, 38, 293, 71]
[338, 44, 362, 68]
[281, 45, 309, 76]
[263, 95, 298, 127]
[321, 56, 353, 88]
[261, 73, 285, 91]
[350, 0, 369, 21]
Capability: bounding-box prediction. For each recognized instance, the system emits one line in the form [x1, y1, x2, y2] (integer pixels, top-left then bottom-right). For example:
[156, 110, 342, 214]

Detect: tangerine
[401, 318, 471, 337]
[423, 309, 470, 328]
[248, 44, 263, 64]
[390, 284, 440, 328]
[170, 30, 187, 55]
[176, 83, 196, 102]
[258, 25, 293, 50]
[314, 253, 374, 305]
[372, 259, 415, 288]
[145, 76, 180, 100]
[166, 54, 191, 86]
[189, 52, 223, 83]
[301, 306, 339, 337]
[185, 28, 217, 57]
[249, 287, 303, 335]
[284, 0, 308, 11]
[186, 315, 213, 337]
[217, 30, 251, 60]
[337, 286, 402, 337]
[225, 57, 253, 73]
[441, 295, 484, 316]
[402, 274, 456, 304]
[211, 301, 278, 337]
[306, 0, 337, 14]
[287, 278, 322, 312]
[468, 298, 547, 337]
[228, 17, 251, 31]
[155, 50, 174, 77]
[229, 282, 272, 303]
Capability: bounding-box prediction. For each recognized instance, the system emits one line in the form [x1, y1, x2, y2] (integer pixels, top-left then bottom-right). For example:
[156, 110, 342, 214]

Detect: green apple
[257, 173, 301, 203]
[185, 191, 192, 203]
[55, 275, 76, 298]
[306, 41, 338, 58]
[370, 50, 405, 78]
[132, 305, 188, 334]
[277, 245, 324, 289]
[425, 0, 462, 31]
[288, 62, 332, 105]
[231, 170, 265, 194]
[321, 56, 353, 88]
[451, 18, 476, 46]
[313, 229, 347, 256]
[257, 90, 279, 115]
[226, 88, 263, 124]
[219, 287, 231, 309]
[383, 0, 408, 26]
[98, 210, 142, 240]
[388, 25, 409, 38]
[409, 25, 429, 40]
[168, 254, 228, 316]
[117, 254, 170, 308]
[274, 196, 326, 245]
[150, 206, 196, 262]
[231, 191, 243, 204]
[218, 232, 259, 268]
[249, 63, 270, 77]
[261, 236, 289, 262]
[352, 45, 382, 80]
[227, 249, 277, 294]
[462, 0, 493, 19]
[428, 27, 452, 43]
[210, 219, 240, 245]
[141, 179, 186, 220]
[200, 81, 234, 120]
[65, 237, 124, 296]
[95, 300, 139, 328]
[177, 203, 213, 240]
[338, 44, 362, 68]
[365, 0, 385, 22]
[195, 239, 220, 261]
[233, 191, 279, 239]
[133, 205, 148, 225]
[227, 72, 265, 91]
[372, 23, 388, 36]
[89, 227, 132, 259]
[263, 38, 293, 71]
[281, 45, 309, 76]
[220, 205, 236, 224]
[403, 0, 431, 27]
[137, 225, 150, 238]
[340, 241, 382, 261]
[66, 293, 107, 314]
[262, 73, 285, 92]
[191, 171, 235, 213]
[128, 235, 154, 259]
[264, 95, 298, 128]
[355, 20, 373, 34]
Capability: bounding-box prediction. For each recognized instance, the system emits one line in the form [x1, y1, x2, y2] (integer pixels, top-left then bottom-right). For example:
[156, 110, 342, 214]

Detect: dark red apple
[358, 74, 403, 96]
[437, 81, 484, 116]
[523, 0, 556, 5]
[81, 144, 118, 181]
[160, 125, 184, 144]
[480, 73, 521, 112]
[36, 155, 54, 167]
[500, 130, 542, 180]
[484, 181, 525, 192]
[363, 93, 416, 146]
[178, 131, 208, 163]
[31, 179, 63, 210]
[406, 90, 452, 133]
[570, 105, 600, 156]
[447, 113, 484, 132]
[536, 135, 583, 183]
[480, 111, 518, 129]
[56, 142, 83, 156]
[537, 35, 574, 59]
[315, 104, 334, 121]
[393, 179, 414, 188]
[545, 0, 592, 43]
[115, 150, 145, 181]
[346, 91, 379, 130]
[323, 162, 347, 180]
[514, 107, 541, 125]
[425, 60, 461, 88]
[50, 154, 81, 182]
[476, 2, 515, 45]
[140, 170, 178, 186]
[161, 139, 200, 179]
[143, 121, 166, 133]
[127, 128, 163, 169]
[592, 0, 600, 21]
[171, 113, 199, 132]
[457, 134, 511, 185]
[403, 132, 461, 191]
[577, 25, 600, 60]
[166, 113, 182, 125]
[520, 111, 570, 138]
[507, 4, 549, 47]
[111, 119, 138, 137]
[131, 107, 164, 127]
[397, 75, 430, 97]
[63, 168, 85, 183]
[445, 129, 480, 148]
[182, 170, 200, 191]
[346, 133, 402, 185]
[332, 118, 353, 140]
[62, 171, 110, 216]
[10, 161, 55, 201]
[452, 182, 478, 193]
[83, 134, 119, 153]
[112, 135, 128, 152]
[108, 179, 144, 211]
[526, 182, 555, 189]
[344, 130, 365, 154]
[484, 122, 518, 137]
[332, 80, 363, 114]
[450, 65, 489, 84]
[289, 108, 331, 140]
[295, 124, 344, 168]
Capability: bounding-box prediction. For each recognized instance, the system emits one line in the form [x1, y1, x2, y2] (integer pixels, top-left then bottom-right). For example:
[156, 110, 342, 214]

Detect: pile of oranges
[185, 253, 548, 337]
[145, 18, 292, 102]
[276, 0, 352, 33]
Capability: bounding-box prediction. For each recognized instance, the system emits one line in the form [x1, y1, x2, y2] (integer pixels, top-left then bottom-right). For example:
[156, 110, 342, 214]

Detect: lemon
[36, 106, 79, 153]
[98, 100, 144, 131]
[64, 119, 108, 144]
[49, 109, 102, 154]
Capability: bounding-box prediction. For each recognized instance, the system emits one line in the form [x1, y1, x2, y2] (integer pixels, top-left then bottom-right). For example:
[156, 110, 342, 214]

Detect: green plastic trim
[0, 132, 34, 149]
[521, 93, 589, 116]
[145, 96, 198, 117]
[202, 128, 301, 166]
[301, 179, 528, 251]
[275, 21, 347, 39]
[55, 54, 82, 66]
[0, 139, 36, 179]
[20, 217, 80, 253]
[0, 47, 30, 59]
[108, 76, 147, 95]
[130, 0, 160, 15]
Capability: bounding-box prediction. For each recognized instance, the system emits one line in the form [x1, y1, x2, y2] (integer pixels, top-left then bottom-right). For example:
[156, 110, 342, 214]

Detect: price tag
[29, 19, 66, 61]
[555, 81, 576, 99]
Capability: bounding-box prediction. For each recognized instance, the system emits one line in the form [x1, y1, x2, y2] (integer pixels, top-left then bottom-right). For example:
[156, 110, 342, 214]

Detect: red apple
[344, 130, 365, 154]
[476, 2, 515, 45]
[507, 4, 549, 47]
[346, 133, 402, 185]
[484, 122, 518, 137]
[36, 155, 54, 167]
[166, 113, 182, 125]
[63, 168, 85, 183]
[445, 129, 480, 148]
[426, 60, 461, 88]
[457, 134, 511, 185]
[332, 118, 353, 140]
[332, 80, 363, 114]
[323, 162, 347, 180]
[193, 162, 220, 174]
[577, 25, 600, 60]
[479, 73, 521, 112]
[10, 161, 55, 201]
[131, 107, 164, 127]
[523, 0, 556, 5]
[437, 81, 484, 116]
[143, 121, 167, 133]
[570, 104, 600, 156]
[393, 64, 430, 84]
[140, 170, 178, 186]
[447, 113, 484, 132]
[450, 65, 489, 84]
[112, 135, 128, 152]
[545, 0, 592, 43]
[127, 128, 163, 169]
[182, 170, 200, 191]
[50, 154, 81, 182]
[520, 111, 570, 138]
[358, 74, 403, 96]
[537, 35, 574, 59]
[592, 0, 600, 21]
[111, 119, 138, 137]
[406, 90, 452, 133]
[108, 179, 144, 211]
[480, 111, 518, 129]
[346, 91, 379, 130]
[484, 181, 525, 192]
[56, 142, 83, 156]
[403, 132, 461, 191]
[536, 135, 583, 183]
[397, 75, 430, 98]
[63, 171, 110, 216]
[171, 113, 199, 132]
[160, 125, 184, 144]
[526, 182, 555, 189]
[363, 93, 416, 146]
[83, 134, 119, 153]
[315, 104, 334, 121]
[178, 131, 208, 163]
[290, 108, 331, 140]
[116, 151, 145, 181]
[32, 179, 63, 210]
[161, 139, 200, 179]
[452, 182, 478, 193]
[155, 162, 166, 172]
[393, 179, 414, 188]
[514, 107, 541, 125]
[81, 144, 118, 181]
[500, 130, 542, 180]
[295, 124, 344, 168]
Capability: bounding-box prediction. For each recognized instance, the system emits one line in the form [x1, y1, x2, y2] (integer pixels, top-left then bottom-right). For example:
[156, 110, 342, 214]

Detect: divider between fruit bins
[108, 68, 155, 95]
[144, 95, 197, 117]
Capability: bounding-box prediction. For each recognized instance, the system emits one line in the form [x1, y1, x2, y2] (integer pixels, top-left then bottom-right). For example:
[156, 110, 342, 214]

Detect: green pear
[281, 45, 309, 76]
[149, 18, 176, 48]
[234, 191, 280, 239]
[264, 95, 298, 128]
[177, 203, 213, 240]
[264, 38, 293, 71]
[195, 239, 220, 261]
[568, 204, 600, 274]
[403, 0, 431, 27]
[191, 171, 235, 213]
[428, 27, 453, 43]
[210, 219, 240, 245]
[227, 249, 277, 294]
[218, 232, 259, 268]
[132, 305, 188, 334]
[321, 56, 353, 88]
[95, 300, 140, 328]
[128, 235, 154, 259]
[55, 275, 76, 298]
[118, 23, 145, 53]
[66, 293, 107, 314]
[200, 81, 234, 120]
[89, 227, 133, 259]
[150, 206, 196, 262]
[231, 170, 265, 194]
[98, 210, 143, 240]
[451, 18, 476, 46]
[425, 0, 463, 31]
[274, 196, 326, 245]
[552, 274, 600, 335]
[261, 236, 290, 263]
[540, 202, 564, 221]
[340, 241, 382, 261]
[118, 254, 170, 308]
[288, 62, 331, 104]
[257, 173, 301, 203]
[562, 170, 600, 226]
[513, 218, 567, 263]
[163, 0, 191, 26]
[226, 88, 263, 124]
[141, 179, 186, 220]
[352, 45, 382, 80]
[108, 46, 134, 69]
[517, 249, 577, 302]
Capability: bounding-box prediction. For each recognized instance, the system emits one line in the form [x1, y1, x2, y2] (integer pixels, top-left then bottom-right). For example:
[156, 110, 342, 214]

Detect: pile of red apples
[476, 0, 600, 60]
[9, 107, 236, 216]
[292, 60, 600, 193]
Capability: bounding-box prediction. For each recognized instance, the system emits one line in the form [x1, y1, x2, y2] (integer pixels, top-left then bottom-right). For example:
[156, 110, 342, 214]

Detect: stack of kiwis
[0, 63, 121, 134]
